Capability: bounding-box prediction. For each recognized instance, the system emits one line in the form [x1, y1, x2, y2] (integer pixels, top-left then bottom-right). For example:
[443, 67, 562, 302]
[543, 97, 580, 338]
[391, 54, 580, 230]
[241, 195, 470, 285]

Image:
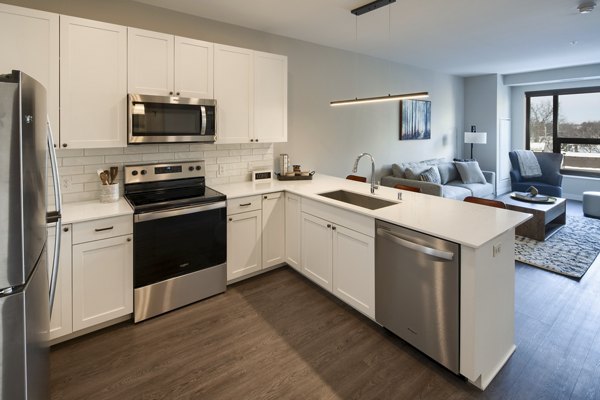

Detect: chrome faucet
[353, 152, 378, 194]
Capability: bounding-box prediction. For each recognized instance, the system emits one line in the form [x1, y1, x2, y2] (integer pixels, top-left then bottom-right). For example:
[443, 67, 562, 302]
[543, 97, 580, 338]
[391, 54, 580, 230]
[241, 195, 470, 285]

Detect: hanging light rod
[351, 0, 396, 16]
[330, 92, 429, 107]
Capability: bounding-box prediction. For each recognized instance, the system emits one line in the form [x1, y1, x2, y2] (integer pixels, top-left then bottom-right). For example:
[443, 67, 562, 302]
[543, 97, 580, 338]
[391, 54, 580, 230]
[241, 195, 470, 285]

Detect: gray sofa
[380, 158, 496, 200]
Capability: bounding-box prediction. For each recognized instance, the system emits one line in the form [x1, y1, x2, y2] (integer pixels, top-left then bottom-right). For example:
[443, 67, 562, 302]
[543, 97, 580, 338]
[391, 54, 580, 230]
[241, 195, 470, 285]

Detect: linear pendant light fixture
[330, 0, 429, 107]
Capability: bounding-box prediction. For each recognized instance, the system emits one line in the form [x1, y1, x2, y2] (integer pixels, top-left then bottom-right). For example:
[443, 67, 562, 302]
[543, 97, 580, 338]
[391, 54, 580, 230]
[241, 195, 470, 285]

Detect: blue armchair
[509, 151, 563, 197]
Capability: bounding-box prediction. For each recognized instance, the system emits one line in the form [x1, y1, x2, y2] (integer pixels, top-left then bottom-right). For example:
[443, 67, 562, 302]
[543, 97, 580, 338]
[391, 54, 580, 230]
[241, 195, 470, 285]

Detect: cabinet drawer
[72, 215, 133, 244]
[227, 195, 262, 215]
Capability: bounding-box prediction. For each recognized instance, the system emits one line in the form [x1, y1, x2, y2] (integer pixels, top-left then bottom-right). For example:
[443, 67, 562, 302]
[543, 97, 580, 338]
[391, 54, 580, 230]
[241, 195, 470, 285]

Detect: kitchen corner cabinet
[262, 192, 285, 268]
[227, 196, 262, 281]
[214, 45, 287, 144]
[284, 193, 302, 271]
[72, 216, 133, 331]
[300, 199, 375, 318]
[0, 4, 59, 138]
[47, 224, 73, 341]
[128, 28, 214, 99]
[60, 16, 127, 148]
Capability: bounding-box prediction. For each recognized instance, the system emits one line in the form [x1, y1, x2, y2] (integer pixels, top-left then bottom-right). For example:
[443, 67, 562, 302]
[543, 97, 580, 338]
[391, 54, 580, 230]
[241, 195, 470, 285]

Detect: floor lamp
[464, 130, 487, 160]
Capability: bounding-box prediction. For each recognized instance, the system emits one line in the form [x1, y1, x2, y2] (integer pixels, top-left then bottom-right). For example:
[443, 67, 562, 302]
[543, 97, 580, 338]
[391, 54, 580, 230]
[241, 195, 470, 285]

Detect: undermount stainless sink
[318, 190, 397, 210]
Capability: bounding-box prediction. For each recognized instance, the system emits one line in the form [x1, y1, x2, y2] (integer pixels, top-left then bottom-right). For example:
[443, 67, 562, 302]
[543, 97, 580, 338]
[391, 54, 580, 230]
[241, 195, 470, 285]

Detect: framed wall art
[400, 99, 431, 140]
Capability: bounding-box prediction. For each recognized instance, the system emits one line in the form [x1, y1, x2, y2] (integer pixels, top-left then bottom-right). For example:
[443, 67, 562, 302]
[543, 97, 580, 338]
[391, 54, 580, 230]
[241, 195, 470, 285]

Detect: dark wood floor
[51, 200, 600, 400]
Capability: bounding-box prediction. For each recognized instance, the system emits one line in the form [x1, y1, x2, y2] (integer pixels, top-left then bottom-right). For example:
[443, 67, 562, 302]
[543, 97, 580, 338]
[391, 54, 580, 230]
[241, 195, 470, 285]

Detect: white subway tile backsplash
[55, 144, 274, 203]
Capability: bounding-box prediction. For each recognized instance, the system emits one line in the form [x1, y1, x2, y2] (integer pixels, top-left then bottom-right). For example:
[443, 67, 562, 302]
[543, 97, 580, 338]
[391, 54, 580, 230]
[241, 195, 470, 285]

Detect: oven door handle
[134, 201, 226, 223]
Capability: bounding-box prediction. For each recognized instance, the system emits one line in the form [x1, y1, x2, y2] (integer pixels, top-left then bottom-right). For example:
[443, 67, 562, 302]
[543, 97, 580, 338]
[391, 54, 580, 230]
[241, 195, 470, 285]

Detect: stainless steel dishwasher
[375, 220, 460, 374]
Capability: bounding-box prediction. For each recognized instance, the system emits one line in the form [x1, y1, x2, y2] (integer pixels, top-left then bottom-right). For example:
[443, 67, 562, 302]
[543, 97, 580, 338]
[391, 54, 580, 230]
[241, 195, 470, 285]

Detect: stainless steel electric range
[123, 160, 227, 322]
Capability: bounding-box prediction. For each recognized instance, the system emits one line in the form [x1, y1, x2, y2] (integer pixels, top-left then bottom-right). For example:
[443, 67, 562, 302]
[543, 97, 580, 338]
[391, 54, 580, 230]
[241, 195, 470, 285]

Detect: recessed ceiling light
[578, 1, 596, 13]
[570, 40, 578, 45]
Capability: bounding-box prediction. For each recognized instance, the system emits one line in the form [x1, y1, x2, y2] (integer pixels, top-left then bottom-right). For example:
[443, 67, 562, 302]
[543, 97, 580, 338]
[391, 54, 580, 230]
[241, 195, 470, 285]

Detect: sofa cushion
[419, 166, 441, 184]
[437, 162, 459, 184]
[446, 180, 494, 198]
[441, 184, 472, 200]
[454, 161, 486, 184]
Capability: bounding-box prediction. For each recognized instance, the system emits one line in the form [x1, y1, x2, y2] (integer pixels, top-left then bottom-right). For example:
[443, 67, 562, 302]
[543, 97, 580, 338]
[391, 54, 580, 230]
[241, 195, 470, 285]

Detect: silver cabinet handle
[377, 228, 455, 261]
[95, 226, 114, 232]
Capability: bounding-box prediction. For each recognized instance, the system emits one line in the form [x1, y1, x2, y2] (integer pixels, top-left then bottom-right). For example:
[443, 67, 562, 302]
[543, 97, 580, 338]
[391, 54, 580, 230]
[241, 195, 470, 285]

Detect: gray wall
[5, 0, 464, 182]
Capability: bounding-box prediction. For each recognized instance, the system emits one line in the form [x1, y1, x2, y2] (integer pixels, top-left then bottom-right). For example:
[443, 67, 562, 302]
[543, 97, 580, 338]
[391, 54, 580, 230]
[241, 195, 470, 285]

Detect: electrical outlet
[217, 164, 225, 177]
[61, 176, 72, 191]
[493, 243, 502, 257]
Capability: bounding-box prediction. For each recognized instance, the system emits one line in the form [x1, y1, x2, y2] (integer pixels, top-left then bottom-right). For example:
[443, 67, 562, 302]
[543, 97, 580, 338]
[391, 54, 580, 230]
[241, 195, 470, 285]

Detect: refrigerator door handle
[47, 116, 62, 316]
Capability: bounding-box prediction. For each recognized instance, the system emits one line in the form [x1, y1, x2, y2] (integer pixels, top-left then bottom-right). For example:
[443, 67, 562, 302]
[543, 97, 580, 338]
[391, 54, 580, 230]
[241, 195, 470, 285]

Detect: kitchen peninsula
[212, 173, 531, 390]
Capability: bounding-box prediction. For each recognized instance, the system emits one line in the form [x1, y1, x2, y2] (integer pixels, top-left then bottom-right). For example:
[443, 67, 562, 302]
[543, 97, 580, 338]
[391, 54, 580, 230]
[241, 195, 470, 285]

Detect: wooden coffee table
[496, 193, 567, 241]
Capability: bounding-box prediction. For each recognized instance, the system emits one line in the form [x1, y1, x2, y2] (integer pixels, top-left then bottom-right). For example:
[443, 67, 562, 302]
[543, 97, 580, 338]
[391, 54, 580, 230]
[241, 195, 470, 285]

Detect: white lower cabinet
[226, 195, 263, 281]
[301, 213, 333, 291]
[299, 199, 375, 319]
[332, 225, 375, 319]
[47, 225, 72, 340]
[262, 192, 285, 268]
[72, 234, 133, 331]
[284, 193, 301, 272]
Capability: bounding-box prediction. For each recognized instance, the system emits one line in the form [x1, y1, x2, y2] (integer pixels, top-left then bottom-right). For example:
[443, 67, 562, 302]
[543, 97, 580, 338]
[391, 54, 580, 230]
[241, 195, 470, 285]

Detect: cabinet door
[128, 28, 174, 95]
[332, 225, 375, 318]
[301, 213, 332, 291]
[174, 36, 213, 98]
[214, 44, 253, 144]
[285, 193, 301, 272]
[262, 192, 285, 268]
[227, 210, 262, 281]
[72, 235, 133, 331]
[47, 225, 72, 340]
[60, 16, 127, 148]
[254, 51, 287, 143]
[0, 4, 59, 139]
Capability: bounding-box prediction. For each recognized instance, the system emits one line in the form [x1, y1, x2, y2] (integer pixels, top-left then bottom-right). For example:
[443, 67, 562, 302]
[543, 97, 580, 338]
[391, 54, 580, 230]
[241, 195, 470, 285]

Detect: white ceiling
[133, 0, 600, 77]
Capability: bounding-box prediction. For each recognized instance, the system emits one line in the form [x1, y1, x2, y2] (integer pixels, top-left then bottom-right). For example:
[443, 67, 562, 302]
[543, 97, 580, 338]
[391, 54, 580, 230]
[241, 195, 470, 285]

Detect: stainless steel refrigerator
[0, 70, 62, 399]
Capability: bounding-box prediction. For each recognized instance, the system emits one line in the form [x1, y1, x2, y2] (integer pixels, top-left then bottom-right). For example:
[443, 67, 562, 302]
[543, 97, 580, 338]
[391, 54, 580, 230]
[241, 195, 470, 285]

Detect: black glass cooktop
[125, 184, 226, 213]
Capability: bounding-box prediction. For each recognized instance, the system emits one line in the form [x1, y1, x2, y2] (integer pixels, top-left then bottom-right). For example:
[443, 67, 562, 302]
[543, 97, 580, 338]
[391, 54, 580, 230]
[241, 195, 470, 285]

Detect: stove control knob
[196, 165, 201, 171]
[131, 170, 138, 176]
[188, 166, 194, 171]
[141, 169, 147, 175]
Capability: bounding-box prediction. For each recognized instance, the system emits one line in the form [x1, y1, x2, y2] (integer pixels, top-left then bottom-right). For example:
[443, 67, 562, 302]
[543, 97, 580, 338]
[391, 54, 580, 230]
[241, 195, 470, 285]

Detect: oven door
[133, 201, 226, 288]
[128, 94, 216, 144]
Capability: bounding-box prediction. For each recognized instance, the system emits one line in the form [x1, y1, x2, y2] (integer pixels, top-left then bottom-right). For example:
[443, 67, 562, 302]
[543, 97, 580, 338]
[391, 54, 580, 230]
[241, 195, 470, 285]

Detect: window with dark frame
[525, 86, 600, 177]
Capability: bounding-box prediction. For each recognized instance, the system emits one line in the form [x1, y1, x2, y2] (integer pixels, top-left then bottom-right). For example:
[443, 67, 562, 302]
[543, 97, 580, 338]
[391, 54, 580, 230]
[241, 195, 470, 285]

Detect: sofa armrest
[380, 176, 443, 196]
[482, 170, 496, 196]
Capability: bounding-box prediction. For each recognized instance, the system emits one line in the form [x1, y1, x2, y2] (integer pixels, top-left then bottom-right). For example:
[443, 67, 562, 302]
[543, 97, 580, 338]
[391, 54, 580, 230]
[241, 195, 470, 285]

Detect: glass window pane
[557, 92, 600, 139]
[528, 96, 553, 152]
[561, 143, 600, 172]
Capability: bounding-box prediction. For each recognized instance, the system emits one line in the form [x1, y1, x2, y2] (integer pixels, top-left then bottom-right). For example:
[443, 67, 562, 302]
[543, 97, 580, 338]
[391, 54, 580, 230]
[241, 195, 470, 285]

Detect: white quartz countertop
[212, 174, 531, 248]
[62, 197, 133, 224]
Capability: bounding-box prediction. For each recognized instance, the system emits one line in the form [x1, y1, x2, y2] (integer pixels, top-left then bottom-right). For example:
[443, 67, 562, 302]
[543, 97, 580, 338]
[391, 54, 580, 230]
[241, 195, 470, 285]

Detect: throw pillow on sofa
[419, 166, 441, 184]
[405, 165, 431, 180]
[437, 162, 459, 184]
[454, 161, 486, 184]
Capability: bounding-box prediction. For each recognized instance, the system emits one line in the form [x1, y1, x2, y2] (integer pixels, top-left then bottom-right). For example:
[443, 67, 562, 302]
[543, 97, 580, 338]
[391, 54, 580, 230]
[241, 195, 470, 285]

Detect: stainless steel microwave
[128, 94, 216, 144]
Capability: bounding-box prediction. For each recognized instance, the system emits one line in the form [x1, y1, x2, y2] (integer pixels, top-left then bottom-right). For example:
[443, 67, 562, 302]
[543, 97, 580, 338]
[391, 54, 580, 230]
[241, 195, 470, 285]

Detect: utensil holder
[100, 183, 119, 203]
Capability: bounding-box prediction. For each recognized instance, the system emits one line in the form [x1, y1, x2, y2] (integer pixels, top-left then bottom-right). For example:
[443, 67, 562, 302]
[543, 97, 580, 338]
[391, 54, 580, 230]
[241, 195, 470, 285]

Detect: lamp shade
[464, 131, 487, 144]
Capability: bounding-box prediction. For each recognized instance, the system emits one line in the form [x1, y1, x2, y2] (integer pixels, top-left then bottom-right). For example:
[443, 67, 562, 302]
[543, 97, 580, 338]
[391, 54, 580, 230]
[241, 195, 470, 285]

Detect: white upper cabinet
[214, 44, 254, 144]
[128, 28, 214, 98]
[60, 16, 127, 148]
[215, 44, 287, 144]
[128, 28, 174, 95]
[254, 51, 287, 143]
[174, 36, 214, 99]
[0, 4, 59, 138]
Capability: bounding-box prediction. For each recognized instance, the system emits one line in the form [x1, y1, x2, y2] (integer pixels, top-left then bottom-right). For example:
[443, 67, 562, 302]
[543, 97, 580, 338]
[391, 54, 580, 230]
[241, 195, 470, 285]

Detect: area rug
[515, 215, 600, 279]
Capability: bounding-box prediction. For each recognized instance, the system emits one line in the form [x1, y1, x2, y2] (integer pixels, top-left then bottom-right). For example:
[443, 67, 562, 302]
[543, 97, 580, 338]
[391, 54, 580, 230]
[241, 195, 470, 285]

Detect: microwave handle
[200, 106, 206, 136]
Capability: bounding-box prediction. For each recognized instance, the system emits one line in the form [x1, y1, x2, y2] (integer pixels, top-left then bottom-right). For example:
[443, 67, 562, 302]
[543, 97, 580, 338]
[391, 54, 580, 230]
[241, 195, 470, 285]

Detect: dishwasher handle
[377, 228, 455, 261]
